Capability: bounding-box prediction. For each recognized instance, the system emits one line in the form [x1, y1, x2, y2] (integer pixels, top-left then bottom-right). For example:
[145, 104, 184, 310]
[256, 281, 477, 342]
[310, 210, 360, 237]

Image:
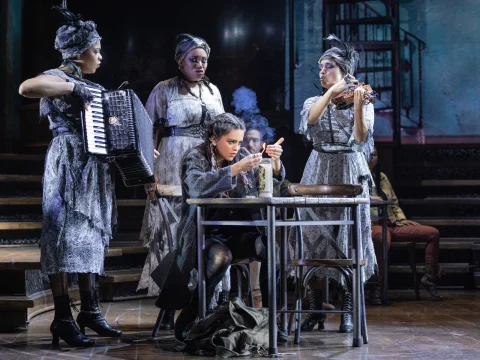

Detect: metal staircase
[323, 0, 425, 144]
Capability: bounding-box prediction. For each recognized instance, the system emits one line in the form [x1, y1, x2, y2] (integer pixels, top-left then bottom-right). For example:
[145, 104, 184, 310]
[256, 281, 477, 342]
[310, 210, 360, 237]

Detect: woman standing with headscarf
[138, 34, 225, 329]
[18, 6, 121, 347]
[288, 34, 377, 334]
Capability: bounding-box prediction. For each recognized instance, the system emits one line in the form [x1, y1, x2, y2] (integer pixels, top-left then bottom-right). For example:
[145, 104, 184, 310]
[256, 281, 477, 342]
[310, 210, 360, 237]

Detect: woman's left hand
[354, 86, 367, 108]
[144, 183, 157, 200]
[154, 149, 160, 161]
[265, 144, 283, 161]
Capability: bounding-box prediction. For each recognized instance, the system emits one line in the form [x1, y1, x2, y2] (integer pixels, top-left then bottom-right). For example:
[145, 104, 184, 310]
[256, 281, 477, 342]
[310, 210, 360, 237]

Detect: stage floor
[0, 290, 479, 359]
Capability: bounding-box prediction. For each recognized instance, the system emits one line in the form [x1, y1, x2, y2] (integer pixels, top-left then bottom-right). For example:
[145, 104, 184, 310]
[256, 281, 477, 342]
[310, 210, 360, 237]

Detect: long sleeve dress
[137, 77, 225, 295]
[39, 69, 116, 276]
[288, 96, 377, 284]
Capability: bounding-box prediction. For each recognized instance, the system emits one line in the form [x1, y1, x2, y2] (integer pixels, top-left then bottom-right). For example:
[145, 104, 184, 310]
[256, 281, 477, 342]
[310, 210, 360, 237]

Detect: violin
[331, 80, 377, 110]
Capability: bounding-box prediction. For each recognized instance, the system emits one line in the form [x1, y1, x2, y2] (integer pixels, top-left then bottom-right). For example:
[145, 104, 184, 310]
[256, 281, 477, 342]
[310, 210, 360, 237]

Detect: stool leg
[361, 274, 369, 344]
[324, 275, 329, 304]
[244, 264, 254, 307]
[152, 309, 165, 338]
[287, 310, 294, 335]
[236, 267, 243, 299]
[294, 277, 302, 345]
[158, 198, 174, 250]
[409, 246, 420, 300]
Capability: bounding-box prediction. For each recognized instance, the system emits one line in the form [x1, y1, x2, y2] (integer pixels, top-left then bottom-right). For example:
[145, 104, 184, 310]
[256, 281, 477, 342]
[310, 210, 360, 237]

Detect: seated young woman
[164, 112, 285, 340]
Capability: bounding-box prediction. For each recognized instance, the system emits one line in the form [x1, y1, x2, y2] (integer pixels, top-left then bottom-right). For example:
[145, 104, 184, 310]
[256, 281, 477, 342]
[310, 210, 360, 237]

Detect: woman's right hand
[329, 74, 357, 97]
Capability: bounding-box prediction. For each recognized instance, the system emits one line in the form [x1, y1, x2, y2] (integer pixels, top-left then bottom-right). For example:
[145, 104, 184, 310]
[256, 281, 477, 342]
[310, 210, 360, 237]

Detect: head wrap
[174, 33, 211, 64]
[319, 34, 360, 75]
[53, 6, 102, 60]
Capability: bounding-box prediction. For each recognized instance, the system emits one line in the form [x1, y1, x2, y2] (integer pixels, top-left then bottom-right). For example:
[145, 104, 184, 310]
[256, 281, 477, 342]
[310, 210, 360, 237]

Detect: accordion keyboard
[84, 86, 107, 155]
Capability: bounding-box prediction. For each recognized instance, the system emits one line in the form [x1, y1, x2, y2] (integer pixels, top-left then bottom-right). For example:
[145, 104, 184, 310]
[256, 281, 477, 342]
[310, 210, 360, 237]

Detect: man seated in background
[369, 147, 443, 303]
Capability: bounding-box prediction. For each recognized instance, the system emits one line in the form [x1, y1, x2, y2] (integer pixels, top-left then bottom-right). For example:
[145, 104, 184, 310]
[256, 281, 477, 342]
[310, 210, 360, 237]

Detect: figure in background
[231, 86, 260, 124]
[231, 86, 285, 308]
[289, 34, 377, 333]
[18, 6, 121, 347]
[152, 113, 285, 341]
[137, 34, 225, 329]
[369, 148, 442, 302]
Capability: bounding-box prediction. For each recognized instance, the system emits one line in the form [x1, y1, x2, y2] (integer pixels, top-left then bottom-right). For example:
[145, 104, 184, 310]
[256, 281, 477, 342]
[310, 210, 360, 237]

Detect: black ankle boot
[217, 291, 230, 306]
[301, 288, 326, 331]
[76, 290, 122, 337]
[368, 280, 382, 306]
[50, 295, 95, 347]
[160, 309, 175, 330]
[339, 288, 353, 333]
[421, 264, 443, 300]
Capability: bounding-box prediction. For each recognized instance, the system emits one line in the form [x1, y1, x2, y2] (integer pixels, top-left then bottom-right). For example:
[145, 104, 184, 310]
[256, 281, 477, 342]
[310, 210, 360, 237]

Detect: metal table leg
[352, 204, 362, 347]
[280, 207, 288, 333]
[197, 206, 206, 318]
[267, 205, 278, 355]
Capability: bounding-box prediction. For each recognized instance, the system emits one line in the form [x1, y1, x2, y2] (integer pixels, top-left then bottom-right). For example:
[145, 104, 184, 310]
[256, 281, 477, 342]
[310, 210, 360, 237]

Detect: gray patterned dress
[39, 69, 116, 276]
[138, 77, 224, 295]
[288, 96, 377, 284]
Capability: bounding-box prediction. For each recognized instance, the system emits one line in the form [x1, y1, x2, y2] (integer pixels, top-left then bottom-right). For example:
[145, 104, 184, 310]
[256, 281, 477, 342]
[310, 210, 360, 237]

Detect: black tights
[49, 272, 97, 297]
[204, 232, 279, 306]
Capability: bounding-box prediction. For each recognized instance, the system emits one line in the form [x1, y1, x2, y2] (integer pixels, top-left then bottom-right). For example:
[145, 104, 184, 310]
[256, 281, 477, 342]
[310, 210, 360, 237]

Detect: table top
[188, 196, 370, 207]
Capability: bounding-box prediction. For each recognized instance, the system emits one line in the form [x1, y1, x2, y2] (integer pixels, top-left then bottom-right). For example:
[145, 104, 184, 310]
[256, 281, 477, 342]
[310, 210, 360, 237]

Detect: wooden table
[188, 196, 369, 355]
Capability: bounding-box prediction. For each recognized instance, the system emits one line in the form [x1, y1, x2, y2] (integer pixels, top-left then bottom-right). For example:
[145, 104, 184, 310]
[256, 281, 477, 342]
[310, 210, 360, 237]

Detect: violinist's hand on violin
[330, 74, 357, 97]
[354, 86, 367, 107]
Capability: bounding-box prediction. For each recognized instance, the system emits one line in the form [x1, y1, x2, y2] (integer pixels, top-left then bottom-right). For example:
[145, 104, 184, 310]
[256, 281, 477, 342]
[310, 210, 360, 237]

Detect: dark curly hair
[245, 114, 275, 144]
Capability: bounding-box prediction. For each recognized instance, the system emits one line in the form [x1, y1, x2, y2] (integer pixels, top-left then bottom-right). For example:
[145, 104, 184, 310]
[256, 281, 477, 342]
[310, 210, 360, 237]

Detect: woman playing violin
[288, 34, 377, 334]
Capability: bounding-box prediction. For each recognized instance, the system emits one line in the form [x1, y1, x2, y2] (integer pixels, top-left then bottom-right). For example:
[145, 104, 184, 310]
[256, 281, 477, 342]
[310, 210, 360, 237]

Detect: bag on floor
[181, 297, 269, 358]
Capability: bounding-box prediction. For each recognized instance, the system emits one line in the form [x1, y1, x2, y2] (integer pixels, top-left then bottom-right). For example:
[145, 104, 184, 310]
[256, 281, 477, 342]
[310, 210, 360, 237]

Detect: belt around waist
[52, 127, 76, 137]
[314, 148, 355, 154]
[165, 124, 205, 139]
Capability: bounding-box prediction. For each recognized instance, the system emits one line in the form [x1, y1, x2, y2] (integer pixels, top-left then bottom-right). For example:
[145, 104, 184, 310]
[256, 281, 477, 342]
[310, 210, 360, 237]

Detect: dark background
[22, 0, 286, 112]
[19, 0, 310, 183]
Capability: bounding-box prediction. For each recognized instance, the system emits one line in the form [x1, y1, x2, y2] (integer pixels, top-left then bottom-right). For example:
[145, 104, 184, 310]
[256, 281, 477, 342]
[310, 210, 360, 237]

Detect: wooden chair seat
[288, 183, 363, 197]
[155, 184, 182, 197]
[293, 259, 366, 267]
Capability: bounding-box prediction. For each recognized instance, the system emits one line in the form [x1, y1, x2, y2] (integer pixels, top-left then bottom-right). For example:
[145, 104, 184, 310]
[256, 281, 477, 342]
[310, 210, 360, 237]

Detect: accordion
[82, 87, 155, 187]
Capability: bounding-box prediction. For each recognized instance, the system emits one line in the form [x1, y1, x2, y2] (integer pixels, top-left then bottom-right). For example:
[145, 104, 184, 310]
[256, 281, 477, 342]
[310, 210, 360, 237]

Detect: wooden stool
[287, 183, 369, 346]
[231, 258, 256, 307]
